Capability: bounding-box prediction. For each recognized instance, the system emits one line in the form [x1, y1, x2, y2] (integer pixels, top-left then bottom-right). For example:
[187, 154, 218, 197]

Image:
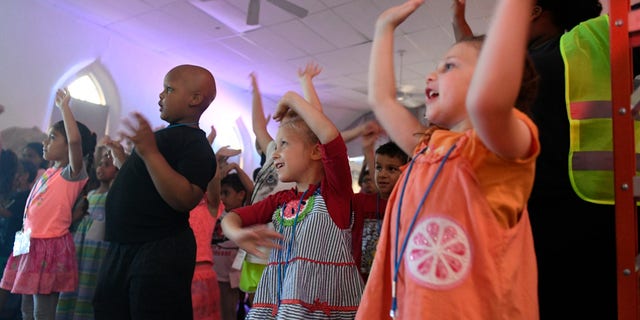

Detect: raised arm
[361, 126, 379, 182]
[273, 91, 338, 144]
[222, 162, 255, 200]
[369, 0, 427, 155]
[250, 72, 273, 154]
[452, 0, 474, 41]
[466, 0, 535, 160]
[298, 61, 323, 111]
[54, 88, 84, 177]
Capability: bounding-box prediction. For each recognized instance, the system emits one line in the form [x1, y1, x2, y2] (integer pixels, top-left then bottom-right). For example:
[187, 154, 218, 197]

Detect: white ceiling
[40, 0, 496, 130]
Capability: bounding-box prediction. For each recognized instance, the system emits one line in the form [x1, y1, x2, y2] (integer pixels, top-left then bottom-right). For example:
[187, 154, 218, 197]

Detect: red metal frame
[610, 1, 640, 319]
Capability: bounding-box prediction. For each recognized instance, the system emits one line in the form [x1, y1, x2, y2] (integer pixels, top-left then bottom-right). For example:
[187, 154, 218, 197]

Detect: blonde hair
[279, 111, 320, 146]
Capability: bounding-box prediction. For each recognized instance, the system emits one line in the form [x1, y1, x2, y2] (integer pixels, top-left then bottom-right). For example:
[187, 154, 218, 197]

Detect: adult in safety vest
[561, 14, 640, 204]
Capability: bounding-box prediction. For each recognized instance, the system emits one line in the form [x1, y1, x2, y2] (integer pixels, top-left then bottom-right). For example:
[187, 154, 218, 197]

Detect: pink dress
[1, 165, 87, 294]
[190, 196, 221, 320]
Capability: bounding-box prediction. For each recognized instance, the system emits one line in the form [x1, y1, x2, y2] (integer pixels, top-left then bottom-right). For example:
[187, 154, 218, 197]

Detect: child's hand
[207, 125, 217, 145]
[250, 72, 259, 91]
[362, 128, 379, 150]
[377, 0, 424, 28]
[233, 224, 283, 259]
[216, 146, 241, 160]
[102, 135, 127, 168]
[298, 62, 322, 80]
[121, 112, 158, 159]
[452, 0, 466, 21]
[273, 91, 301, 122]
[54, 88, 71, 109]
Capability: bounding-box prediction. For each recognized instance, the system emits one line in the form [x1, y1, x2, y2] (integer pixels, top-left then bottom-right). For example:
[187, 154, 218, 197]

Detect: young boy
[352, 140, 408, 282]
[93, 64, 217, 319]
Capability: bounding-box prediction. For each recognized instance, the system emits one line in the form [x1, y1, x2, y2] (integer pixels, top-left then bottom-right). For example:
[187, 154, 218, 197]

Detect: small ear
[190, 93, 204, 107]
[309, 143, 323, 161]
[531, 5, 543, 19]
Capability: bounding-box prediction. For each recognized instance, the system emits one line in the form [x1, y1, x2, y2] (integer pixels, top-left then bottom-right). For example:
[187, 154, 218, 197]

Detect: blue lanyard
[376, 193, 382, 235]
[390, 143, 456, 319]
[276, 187, 312, 306]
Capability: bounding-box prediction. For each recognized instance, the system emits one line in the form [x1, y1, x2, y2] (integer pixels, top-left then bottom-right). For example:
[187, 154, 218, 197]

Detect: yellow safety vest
[560, 14, 640, 204]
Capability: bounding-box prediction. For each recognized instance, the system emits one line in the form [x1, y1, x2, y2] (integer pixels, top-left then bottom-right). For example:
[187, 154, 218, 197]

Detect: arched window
[50, 61, 119, 142]
[67, 74, 105, 105]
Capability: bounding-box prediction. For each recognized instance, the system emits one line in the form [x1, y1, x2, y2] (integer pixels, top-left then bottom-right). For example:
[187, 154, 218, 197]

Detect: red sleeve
[320, 135, 354, 229]
[234, 190, 292, 227]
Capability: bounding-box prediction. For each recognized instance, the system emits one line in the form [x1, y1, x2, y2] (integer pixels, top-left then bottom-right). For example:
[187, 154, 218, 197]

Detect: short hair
[376, 141, 409, 165]
[25, 142, 43, 158]
[221, 173, 247, 203]
[358, 168, 371, 186]
[279, 113, 320, 146]
[221, 173, 246, 193]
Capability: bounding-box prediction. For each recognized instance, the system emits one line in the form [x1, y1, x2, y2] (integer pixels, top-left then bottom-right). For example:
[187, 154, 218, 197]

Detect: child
[56, 148, 118, 319]
[21, 142, 49, 183]
[93, 64, 217, 319]
[351, 140, 408, 283]
[187, 125, 222, 320]
[221, 90, 364, 319]
[0, 152, 34, 319]
[357, 0, 540, 319]
[213, 167, 252, 320]
[1, 88, 97, 319]
[453, 1, 618, 318]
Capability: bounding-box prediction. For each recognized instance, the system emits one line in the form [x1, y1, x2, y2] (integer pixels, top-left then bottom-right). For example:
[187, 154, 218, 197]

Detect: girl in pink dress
[1, 88, 96, 319]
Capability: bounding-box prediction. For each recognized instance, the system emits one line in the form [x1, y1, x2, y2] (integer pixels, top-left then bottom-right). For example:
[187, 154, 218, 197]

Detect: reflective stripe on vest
[561, 14, 640, 205]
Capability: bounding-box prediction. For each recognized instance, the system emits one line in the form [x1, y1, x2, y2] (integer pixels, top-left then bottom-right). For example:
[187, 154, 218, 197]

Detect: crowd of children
[0, 0, 625, 318]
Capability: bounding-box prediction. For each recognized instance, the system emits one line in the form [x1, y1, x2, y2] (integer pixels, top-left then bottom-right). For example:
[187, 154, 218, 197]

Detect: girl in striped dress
[222, 91, 364, 319]
[56, 148, 118, 319]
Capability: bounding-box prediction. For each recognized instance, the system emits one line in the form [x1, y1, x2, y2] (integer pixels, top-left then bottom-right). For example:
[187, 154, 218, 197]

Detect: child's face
[360, 172, 376, 194]
[158, 69, 193, 123]
[273, 125, 313, 183]
[220, 185, 245, 211]
[96, 157, 117, 183]
[374, 154, 405, 198]
[42, 128, 67, 162]
[424, 42, 479, 128]
[21, 147, 43, 168]
[12, 163, 30, 192]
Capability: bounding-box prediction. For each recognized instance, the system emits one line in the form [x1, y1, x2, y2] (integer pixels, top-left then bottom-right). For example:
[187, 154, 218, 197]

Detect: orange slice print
[405, 216, 471, 289]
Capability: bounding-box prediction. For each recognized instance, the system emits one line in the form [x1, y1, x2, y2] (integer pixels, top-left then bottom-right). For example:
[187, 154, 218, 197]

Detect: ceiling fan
[396, 50, 425, 109]
[247, 0, 309, 25]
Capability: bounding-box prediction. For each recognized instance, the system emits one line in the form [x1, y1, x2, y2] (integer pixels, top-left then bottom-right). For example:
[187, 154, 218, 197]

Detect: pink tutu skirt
[0, 233, 78, 294]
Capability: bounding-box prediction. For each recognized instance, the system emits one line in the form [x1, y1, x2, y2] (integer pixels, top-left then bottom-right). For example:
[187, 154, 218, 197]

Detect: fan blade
[266, 0, 308, 18]
[247, 0, 260, 25]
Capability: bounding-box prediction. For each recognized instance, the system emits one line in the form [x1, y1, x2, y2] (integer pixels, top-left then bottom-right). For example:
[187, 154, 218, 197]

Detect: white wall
[0, 0, 262, 170]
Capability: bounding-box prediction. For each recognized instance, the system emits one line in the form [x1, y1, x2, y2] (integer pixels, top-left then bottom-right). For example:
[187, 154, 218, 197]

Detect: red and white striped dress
[248, 188, 364, 319]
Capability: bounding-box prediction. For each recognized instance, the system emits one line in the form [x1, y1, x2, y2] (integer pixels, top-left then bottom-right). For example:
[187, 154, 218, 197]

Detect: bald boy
[93, 65, 217, 320]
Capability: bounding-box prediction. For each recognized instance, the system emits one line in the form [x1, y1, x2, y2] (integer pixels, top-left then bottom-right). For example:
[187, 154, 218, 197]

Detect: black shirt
[105, 125, 216, 243]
